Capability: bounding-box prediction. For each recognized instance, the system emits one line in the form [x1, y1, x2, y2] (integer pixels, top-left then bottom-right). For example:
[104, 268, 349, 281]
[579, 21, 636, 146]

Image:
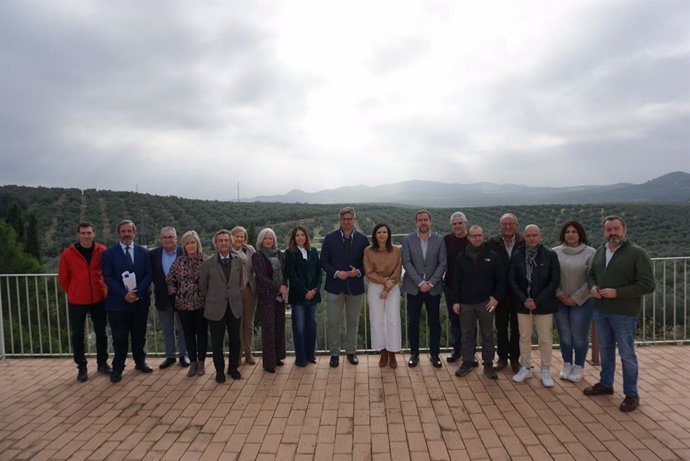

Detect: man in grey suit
[402, 210, 447, 368]
[200, 229, 244, 382]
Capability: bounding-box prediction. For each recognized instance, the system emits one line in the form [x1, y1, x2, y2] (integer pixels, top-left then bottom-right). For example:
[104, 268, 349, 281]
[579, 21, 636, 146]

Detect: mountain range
[251, 171, 690, 206]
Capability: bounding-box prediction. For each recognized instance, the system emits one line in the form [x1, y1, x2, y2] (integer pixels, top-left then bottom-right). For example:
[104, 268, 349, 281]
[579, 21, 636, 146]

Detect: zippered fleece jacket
[587, 240, 655, 317]
[58, 243, 108, 305]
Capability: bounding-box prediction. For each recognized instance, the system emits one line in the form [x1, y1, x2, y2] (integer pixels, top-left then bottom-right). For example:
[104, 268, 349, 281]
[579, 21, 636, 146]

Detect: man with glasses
[486, 213, 523, 373]
[451, 225, 505, 379]
[151, 226, 189, 369]
[320, 207, 369, 367]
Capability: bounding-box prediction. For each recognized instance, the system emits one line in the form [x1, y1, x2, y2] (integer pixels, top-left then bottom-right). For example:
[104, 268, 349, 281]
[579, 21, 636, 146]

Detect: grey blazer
[199, 253, 243, 321]
[402, 232, 447, 296]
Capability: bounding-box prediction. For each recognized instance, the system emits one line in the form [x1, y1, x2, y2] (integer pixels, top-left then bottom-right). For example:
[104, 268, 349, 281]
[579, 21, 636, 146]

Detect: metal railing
[1, 256, 688, 359]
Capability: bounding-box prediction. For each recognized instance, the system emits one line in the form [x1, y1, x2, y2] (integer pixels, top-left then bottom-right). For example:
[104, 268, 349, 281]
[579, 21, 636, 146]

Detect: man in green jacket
[584, 215, 655, 412]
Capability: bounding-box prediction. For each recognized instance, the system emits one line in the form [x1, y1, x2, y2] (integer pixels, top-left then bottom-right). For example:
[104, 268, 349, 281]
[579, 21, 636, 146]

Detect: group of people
[58, 207, 654, 412]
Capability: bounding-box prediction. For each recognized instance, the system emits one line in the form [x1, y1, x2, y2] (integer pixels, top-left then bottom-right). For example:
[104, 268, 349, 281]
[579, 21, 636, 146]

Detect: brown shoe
[245, 353, 256, 365]
[379, 349, 388, 368]
[388, 351, 397, 369]
[197, 361, 205, 376]
[187, 362, 198, 377]
[495, 358, 508, 370]
[510, 359, 520, 373]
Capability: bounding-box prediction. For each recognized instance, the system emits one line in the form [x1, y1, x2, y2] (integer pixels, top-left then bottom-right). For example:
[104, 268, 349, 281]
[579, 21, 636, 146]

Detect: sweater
[587, 240, 655, 317]
[553, 243, 596, 306]
[363, 245, 402, 286]
[442, 233, 468, 289]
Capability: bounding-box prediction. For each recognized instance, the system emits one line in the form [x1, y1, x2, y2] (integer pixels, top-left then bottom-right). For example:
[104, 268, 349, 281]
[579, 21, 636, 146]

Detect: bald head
[523, 224, 542, 248]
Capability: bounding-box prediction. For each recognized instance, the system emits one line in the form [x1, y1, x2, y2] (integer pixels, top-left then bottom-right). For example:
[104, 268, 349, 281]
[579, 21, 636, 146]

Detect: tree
[25, 211, 41, 263]
[7, 202, 25, 243]
[0, 220, 42, 274]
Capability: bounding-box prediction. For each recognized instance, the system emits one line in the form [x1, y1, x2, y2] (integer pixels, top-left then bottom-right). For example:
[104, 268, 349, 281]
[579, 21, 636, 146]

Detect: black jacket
[151, 246, 183, 311]
[509, 244, 560, 315]
[450, 245, 506, 305]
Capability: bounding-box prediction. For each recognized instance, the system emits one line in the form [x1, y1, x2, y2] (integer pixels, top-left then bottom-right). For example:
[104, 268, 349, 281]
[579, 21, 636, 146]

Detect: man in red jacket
[58, 222, 112, 382]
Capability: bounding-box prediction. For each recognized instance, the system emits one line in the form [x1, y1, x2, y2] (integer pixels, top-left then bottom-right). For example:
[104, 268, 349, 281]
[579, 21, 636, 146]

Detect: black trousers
[108, 307, 149, 372]
[178, 309, 208, 362]
[495, 300, 520, 360]
[208, 306, 240, 374]
[68, 301, 109, 368]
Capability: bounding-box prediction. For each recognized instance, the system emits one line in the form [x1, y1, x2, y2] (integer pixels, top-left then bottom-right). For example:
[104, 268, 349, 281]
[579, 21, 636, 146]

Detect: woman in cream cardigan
[553, 220, 596, 383]
[363, 223, 402, 368]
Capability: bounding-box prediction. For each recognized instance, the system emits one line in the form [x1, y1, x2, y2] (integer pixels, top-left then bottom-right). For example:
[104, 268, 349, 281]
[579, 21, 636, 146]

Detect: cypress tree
[25, 212, 41, 263]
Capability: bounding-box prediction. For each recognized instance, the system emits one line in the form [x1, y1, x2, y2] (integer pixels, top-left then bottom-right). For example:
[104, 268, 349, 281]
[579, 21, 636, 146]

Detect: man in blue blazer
[320, 207, 369, 367]
[402, 210, 447, 368]
[102, 219, 154, 383]
[151, 226, 188, 369]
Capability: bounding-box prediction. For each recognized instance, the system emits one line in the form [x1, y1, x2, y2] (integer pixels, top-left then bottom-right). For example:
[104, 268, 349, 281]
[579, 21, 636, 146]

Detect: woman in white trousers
[364, 223, 402, 368]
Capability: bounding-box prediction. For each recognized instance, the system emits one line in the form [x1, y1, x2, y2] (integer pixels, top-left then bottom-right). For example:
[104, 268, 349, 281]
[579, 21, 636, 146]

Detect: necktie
[221, 257, 230, 266]
[125, 246, 134, 267]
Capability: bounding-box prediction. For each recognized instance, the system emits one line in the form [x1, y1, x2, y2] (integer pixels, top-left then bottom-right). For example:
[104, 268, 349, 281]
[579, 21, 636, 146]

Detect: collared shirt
[298, 246, 308, 260]
[605, 243, 621, 267]
[417, 231, 430, 260]
[119, 242, 134, 264]
[503, 235, 516, 259]
[162, 248, 177, 276]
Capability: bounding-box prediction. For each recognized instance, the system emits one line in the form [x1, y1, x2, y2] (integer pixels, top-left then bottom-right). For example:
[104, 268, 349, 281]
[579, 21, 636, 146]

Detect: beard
[607, 235, 624, 247]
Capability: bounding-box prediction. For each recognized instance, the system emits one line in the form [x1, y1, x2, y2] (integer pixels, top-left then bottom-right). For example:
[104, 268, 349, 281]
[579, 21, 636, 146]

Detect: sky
[1, 0, 688, 201]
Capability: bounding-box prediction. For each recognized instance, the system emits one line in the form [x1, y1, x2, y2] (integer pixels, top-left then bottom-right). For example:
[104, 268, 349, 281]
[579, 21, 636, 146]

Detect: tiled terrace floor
[1, 346, 689, 461]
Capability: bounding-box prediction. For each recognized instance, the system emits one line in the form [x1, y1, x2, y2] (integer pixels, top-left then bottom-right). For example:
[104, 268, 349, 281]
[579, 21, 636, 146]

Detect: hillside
[252, 171, 690, 206]
[1, 184, 689, 272]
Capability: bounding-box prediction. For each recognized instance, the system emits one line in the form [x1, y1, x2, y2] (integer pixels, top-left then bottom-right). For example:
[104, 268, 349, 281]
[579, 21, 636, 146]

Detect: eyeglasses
[468, 234, 483, 239]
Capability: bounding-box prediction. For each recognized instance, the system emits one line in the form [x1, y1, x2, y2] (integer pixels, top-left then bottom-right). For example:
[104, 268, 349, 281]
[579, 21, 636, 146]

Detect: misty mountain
[251, 171, 690, 206]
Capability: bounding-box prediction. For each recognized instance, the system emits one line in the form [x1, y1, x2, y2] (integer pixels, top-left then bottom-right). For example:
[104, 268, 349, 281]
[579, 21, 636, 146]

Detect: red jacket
[58, 243, 108, 305]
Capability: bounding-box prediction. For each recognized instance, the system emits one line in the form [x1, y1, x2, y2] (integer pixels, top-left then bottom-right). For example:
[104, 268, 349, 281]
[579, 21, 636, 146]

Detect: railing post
[589, 321, 599, 366]
[0, 281, 6, 361]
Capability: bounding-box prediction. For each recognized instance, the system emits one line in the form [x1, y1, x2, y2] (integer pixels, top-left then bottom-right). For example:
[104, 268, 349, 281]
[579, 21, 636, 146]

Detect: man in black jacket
[509, 224, 560, 387]
[486, 213, 523, 373]
[451, 226, 506, 379]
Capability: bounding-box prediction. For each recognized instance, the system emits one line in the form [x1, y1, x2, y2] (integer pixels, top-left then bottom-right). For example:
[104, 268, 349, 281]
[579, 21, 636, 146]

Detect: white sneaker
[559, 363, 572, 380]
[512, 367, 532, 383]
[542, 369, 555, 388]
[567, 365, 583, 383]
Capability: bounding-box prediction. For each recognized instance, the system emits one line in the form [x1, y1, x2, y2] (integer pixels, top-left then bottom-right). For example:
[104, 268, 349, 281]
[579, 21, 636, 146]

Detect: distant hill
[1, 183, 690, 272]
[251, 171, 690, 206]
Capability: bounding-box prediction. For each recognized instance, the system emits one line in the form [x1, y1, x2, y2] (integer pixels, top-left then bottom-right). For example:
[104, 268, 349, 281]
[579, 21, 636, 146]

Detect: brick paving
[1, 346, 689, 460]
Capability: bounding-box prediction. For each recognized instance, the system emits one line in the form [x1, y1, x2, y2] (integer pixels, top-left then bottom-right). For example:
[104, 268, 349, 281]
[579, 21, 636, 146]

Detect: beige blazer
[199, 253, 243, 321]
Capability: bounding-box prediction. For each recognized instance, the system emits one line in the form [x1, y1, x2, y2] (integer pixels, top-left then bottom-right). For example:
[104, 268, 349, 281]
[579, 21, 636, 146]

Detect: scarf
[525, 245, 539, 297]
[260, 247, 283, 287]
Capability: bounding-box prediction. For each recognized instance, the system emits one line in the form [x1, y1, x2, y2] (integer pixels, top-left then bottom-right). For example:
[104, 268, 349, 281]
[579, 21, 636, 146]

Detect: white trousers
[367, 283, 402, 352]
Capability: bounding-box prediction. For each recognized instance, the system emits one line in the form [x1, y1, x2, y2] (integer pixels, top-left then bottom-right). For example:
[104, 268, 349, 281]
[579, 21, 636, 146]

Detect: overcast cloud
[0, 0, 688, 200]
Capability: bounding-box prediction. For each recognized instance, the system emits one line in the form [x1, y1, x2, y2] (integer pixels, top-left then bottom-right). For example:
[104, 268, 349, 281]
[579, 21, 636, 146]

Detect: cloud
[0, 0, 688, 199]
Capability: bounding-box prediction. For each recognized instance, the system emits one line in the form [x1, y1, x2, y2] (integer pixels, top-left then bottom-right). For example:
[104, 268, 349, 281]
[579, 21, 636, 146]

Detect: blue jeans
[406, 292, 441, 355]
[594, 310, 639, 397]
[555, 299, 594, 366]
[292, 303, 318, 366]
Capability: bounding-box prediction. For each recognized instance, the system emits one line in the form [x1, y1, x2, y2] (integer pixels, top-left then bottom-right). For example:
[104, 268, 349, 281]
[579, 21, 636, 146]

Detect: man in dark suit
[151, 226, 189, 369]
[199, 229, 243, 382]
[320, 207, 369, 367]
[102, 219, 154, 383]
[402, 210, 447, 368]
[486, 212, 524, 373]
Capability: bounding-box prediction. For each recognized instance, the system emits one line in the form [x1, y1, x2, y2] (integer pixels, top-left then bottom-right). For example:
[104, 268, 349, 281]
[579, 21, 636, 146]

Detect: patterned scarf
[525, 246, 538, 297]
